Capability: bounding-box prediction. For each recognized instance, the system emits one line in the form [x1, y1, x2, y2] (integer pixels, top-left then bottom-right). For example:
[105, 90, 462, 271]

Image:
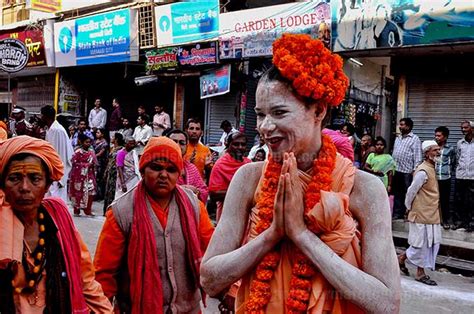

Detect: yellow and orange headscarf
[0, 136, 64, 181]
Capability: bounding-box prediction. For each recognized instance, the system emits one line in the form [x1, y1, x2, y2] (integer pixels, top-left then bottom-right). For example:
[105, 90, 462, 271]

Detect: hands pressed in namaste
[270, 152, 307, 242]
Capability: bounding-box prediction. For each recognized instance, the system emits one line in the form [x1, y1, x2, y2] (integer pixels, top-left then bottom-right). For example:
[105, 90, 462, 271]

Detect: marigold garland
[272, 33, 349, 110]
[246, 135, 337, 313]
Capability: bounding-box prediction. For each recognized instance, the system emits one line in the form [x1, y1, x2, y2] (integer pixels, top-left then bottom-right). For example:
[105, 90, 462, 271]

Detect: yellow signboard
[30, 0, 61, 13]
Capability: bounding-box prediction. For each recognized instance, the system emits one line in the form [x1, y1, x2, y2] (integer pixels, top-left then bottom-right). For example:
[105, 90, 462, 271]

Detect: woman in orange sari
[200, 34, 400, 313]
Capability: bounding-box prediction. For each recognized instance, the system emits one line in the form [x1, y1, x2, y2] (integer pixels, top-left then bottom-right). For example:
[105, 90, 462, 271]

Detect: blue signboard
[54, 8, 139, 67]
[155, 0, 219, 47]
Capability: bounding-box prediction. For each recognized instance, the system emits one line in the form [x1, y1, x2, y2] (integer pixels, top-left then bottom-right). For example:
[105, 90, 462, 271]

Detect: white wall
[343, 58, 383, 95]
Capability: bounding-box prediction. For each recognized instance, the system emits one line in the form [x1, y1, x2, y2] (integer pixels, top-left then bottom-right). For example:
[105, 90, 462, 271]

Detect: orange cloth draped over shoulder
[236, 154, 364, 314]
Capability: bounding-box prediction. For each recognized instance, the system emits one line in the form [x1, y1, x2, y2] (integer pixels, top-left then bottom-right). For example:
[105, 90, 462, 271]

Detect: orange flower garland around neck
[246, 135, 337, 313]
[245, 34, 347, 313]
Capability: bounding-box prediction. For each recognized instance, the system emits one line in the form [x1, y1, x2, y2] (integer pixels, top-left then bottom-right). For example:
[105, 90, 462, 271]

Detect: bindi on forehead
[8, 162, 43, 176]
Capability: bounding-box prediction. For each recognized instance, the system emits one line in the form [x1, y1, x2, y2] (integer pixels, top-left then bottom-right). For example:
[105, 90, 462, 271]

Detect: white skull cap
[422, 140, 438, 153]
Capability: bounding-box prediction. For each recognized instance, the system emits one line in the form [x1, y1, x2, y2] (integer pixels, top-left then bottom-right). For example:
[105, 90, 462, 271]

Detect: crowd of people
[336, 118, 474, 233]
[0, 33, 472, 312]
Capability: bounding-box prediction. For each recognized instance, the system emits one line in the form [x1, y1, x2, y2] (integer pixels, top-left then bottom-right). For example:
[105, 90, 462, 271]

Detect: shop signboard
[0, 38, 29, 72]
[178, 41, 217, 67]
[155, 0, 219, 47]
[219, 1, 330, 59]
[0, 29, 46, 67]
[146, 47, 178, 71]
[199, 64, 231, 99]
[30, 0, 61, 13]
[332, 0, 474, 52]
[54, 8, 139, 67]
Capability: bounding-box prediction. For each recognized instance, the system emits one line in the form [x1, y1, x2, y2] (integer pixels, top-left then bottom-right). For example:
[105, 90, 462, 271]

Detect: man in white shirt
[133, 115, 152, 156]
[152, 104, 171, 136]
[454, 120, 474, 231]
[218, 120, 237, 147]
[88, 98, 107, 131]
[40, 105, 74, 202]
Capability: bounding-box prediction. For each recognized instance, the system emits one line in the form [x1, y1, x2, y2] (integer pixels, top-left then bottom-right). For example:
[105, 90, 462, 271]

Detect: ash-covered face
[255, 80, 324, 160]
[3, 156, 50, 214]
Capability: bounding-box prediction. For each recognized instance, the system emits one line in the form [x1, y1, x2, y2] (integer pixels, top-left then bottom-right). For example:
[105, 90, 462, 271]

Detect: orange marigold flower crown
[272, 33, 349, 108]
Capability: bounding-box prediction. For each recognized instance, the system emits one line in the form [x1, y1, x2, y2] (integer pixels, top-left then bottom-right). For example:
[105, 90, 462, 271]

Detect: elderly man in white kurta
[41, 105, 74, 202]
[398, 140, 441, 286]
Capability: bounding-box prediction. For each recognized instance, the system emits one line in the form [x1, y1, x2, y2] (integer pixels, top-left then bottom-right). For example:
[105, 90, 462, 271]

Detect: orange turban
[139, 136, 183, 173]
[0, 136, 64, 181]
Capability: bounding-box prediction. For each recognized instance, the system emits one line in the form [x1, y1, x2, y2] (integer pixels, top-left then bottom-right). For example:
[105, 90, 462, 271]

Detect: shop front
[393, 55, 474, 146]
[145, 0, 224, 140]
[0, 21, 55, 119]
[331, 0, 474, 144]
[145, 40, 238, 144]
[53, 7, 144, 121]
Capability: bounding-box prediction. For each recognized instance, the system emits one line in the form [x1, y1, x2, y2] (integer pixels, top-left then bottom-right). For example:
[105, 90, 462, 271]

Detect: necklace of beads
[13, 207, 47, 295]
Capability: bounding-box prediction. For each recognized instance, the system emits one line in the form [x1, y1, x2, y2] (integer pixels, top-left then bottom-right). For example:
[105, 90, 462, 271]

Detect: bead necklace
[13, 207, 47, 295]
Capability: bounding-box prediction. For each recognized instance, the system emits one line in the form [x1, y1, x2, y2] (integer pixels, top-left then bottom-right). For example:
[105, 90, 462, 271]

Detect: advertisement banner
[200, 64, 231, 99]
[30, 0, 61, 13]
[155, 0, 219, 47]
[54, 8, 139, 67]
[0, 29, 46, 67]
[219, 1, 330, 59]
[332, 0, 474, 52]
[178, 41, 217, 66]
[0, 38, 29, 72]
[145, 47, 178, 71]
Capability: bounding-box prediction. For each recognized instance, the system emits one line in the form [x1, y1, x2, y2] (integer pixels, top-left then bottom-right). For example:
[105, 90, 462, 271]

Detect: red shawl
[209, 153, 251, 192]
[41, 197, 89, 314]
[128, 181, 203, 313]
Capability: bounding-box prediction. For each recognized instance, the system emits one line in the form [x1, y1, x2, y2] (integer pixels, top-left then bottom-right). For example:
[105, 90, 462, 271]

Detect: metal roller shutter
[244, 78, 258, 148]
[407, 76, 474, 147]
[204, 90, 238, 145]
[17, 75, 55, 116]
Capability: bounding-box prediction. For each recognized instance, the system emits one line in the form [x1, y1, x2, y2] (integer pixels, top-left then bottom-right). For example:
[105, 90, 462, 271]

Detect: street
[73, 201, 474, 314]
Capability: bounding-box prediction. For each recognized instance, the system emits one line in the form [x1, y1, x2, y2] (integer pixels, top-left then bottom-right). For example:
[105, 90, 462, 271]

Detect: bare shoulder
[232, 161, 264, 186]
[227, 161, 264, 200]
[349, 169, 391, 225]
[205, 162, 264, 254]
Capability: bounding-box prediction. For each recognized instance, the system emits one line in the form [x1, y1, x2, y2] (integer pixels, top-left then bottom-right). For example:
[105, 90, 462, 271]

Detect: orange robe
[94, 196, 214, 299]
[236, 154, 364, 313]
[184, 142, 212, 179]
[0, 190, 113, 313]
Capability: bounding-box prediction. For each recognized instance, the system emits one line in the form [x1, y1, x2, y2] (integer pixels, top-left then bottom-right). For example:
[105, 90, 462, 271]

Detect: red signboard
[0, 28, 46, 67]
